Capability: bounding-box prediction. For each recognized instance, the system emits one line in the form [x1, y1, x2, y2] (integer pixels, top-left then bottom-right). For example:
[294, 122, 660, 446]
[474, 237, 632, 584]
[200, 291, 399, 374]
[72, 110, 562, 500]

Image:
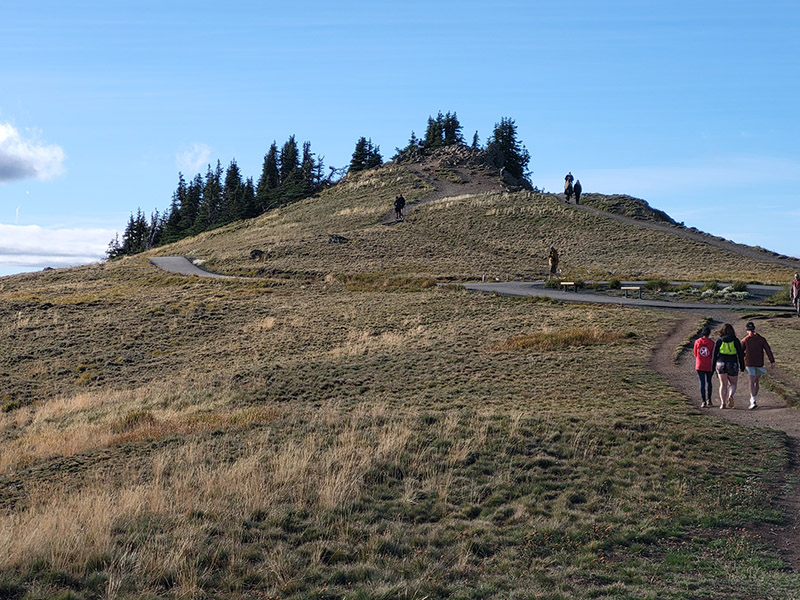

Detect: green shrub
[544, 278, 560, 289]
[1, 400, 21, 413]
[764, 286, 790, 306]
[645, 278, 671, 292]
[608, 278, 622, 289]
[731, 281, 748, 293]
[701, 280, 719, 292]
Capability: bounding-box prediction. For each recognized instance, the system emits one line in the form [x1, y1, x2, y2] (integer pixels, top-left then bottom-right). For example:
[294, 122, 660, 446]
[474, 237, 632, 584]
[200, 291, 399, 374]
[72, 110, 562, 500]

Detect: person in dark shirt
[741, 321, 775, 410]
[394, 194, 406, 221]
[712, 323, 745, 409]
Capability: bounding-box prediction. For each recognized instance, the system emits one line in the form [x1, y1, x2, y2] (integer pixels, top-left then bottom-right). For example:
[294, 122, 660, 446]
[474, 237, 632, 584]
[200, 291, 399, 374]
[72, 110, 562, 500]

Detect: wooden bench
[560, 281, 578, 292]
[621, 286, 642, 299]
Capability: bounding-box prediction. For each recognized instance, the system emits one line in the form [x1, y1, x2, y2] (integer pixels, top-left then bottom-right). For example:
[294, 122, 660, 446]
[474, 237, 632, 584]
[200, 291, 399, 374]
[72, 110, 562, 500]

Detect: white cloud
[176, 143, 212, 173]
[0, 223, 116, 273]
[0, 123, 65, 182]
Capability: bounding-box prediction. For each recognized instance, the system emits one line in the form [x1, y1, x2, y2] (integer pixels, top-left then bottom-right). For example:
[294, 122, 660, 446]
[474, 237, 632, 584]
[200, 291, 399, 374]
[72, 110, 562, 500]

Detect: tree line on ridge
[107, 112, 530, 258]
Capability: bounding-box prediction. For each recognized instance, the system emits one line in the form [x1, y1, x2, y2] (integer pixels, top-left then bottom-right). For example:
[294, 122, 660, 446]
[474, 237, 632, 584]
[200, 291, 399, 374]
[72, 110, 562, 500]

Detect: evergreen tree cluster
[393, 112, 530, 182]
[107, 112, 533, 260]
[349, 137, 383, 173]
[108, 136, 324, 258]
[423, 111, 464, 149]
[486, 117, 531, 180]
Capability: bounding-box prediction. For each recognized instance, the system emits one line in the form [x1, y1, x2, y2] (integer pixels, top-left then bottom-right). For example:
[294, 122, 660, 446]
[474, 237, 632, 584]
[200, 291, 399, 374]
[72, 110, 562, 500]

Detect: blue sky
[2, 0, 798, 276]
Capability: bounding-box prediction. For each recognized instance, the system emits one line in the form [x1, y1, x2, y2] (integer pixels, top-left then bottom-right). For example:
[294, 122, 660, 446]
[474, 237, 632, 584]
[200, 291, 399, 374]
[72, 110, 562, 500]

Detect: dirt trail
[382, 160, 506, 225]
[653, 309, 800, 569]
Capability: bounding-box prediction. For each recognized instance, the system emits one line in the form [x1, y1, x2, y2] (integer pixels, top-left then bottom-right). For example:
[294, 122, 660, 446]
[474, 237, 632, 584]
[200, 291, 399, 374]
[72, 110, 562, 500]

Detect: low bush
[763, 286, 790, 306]
[731, 281, 748, 293]
[544, 278, 561, 289]
[2, 400, 21, 413]
[489, 327, 629, 351]
[644, 278, 671, 292]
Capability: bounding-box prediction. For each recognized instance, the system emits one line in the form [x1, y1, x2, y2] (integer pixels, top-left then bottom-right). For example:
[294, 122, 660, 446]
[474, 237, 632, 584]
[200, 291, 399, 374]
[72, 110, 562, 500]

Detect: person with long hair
[712, 323, 746, 409]
[693, 326, 715, 407]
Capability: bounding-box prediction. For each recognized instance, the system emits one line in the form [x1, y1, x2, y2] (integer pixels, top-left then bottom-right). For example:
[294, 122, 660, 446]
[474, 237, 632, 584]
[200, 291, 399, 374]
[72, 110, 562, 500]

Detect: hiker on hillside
[573, 180, 582, 204]
[693, 326, 715, 408]
[394, 194, 406, 221]
[741, 321, 775, 410]
[565, 172, 574, 185]
[548, 246, 559, 278]
[564, 180, 573, 202]
[712, 323, 745, 409]
[791, 273, 800, 317]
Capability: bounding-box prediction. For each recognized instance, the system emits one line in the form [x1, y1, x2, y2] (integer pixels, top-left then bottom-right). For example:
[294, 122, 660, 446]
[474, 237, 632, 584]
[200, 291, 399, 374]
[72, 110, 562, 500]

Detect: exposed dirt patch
[381, 146, 510, 224]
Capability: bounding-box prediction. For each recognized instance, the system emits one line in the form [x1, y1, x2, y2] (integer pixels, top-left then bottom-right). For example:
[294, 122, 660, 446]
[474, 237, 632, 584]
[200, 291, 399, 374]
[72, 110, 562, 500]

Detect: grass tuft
[489, 327, 628, 352]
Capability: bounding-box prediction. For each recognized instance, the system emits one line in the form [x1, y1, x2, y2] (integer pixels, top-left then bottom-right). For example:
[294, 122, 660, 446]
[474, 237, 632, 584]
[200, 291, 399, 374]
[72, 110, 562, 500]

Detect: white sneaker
[749, 397, 757, 410]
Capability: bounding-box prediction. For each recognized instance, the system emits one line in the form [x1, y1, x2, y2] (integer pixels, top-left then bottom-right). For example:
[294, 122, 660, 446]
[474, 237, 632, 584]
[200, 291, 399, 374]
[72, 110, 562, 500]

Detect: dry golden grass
[0, 401, 496, 593]
[488, 327, 629, 352]
[1, 159, 799, 598]
[136, 159, 800, 283]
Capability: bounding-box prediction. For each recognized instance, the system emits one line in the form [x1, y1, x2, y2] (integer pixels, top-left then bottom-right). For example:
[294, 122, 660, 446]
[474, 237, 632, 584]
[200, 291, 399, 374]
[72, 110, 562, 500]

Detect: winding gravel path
[462, 281, 795, 312]
[149, 257, 239, 279]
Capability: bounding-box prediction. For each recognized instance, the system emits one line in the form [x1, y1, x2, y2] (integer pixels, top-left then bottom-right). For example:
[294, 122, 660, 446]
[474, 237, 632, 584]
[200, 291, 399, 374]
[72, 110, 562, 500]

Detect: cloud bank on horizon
[0, 223, 114, 274]
[0, 122, 102, 275]
[0, 123, 65, 182]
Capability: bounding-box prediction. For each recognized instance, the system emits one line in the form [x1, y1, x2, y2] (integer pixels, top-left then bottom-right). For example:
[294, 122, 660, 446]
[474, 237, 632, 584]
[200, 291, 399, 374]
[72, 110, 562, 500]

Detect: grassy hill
[1, 151, 800, 599]
[150, 153, 798, 284]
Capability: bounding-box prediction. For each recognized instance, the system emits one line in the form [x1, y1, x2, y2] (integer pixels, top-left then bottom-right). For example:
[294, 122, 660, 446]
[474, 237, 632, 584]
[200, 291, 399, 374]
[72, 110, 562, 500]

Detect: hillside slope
[2, 149, 800, 599]
[151, 148, 800, 283]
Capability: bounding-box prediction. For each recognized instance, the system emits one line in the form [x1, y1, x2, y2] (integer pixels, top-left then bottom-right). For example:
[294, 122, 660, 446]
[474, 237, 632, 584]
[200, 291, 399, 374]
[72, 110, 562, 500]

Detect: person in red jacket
[741, 321, 775, 410]
[693, 326, 715, 407]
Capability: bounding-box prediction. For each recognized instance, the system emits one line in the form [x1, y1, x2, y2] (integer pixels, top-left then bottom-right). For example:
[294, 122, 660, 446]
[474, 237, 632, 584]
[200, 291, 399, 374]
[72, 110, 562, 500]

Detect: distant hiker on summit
[573, 180, 582, 204]
[564, 172, 575, 202]
[394, 194, 406, 221]
[791, 273, 800, 317]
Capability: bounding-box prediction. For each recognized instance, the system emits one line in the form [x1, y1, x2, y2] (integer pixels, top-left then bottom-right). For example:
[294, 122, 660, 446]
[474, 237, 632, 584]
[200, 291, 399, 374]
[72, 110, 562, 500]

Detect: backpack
[719, 340, 737, 355]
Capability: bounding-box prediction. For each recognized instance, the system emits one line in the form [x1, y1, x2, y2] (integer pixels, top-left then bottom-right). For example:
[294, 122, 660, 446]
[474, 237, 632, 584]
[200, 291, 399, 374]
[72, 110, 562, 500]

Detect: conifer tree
[423, 112, 445, 149]
[162, 172, 187, 244]
[301, 141, 320, 194]
[193, 161, 223, 233]
[279, 135, 299, 183]
[147, 209, 163, 249]
[443, 112, 464, 146]
[486, 117, 531, 180]
[349, 137, 382, 172]
[256, 142, 280, 212]
[179, 174, 203, 233]
[221, 159, 257, 223]
[350, 137, 369, 172]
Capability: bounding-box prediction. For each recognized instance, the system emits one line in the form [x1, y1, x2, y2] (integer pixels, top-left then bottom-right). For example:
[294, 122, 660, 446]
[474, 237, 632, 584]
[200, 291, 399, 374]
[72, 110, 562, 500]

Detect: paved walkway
[462, 281, 795, 312]
[149, 257, 239, 279]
